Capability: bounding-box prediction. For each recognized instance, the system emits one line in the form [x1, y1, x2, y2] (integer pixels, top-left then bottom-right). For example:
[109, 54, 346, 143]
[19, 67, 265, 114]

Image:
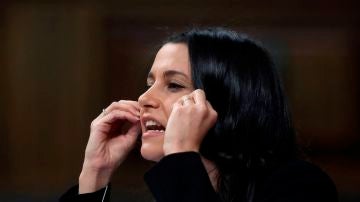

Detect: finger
[106, 100, 140, 116]
[128, 122, 141, 135]
[94, 108, 108, 121]
[170, 98, 181, 111]
[206, 100, 217, 115]
[192, 89, 206, 105]
[175, 94, 187, 106]
[101, 110, 140, 125]
[94, 101, 140, 122]
[182, 95, 194, 105]
[117, 100, 141, 111]
[206, 101, 218, 123]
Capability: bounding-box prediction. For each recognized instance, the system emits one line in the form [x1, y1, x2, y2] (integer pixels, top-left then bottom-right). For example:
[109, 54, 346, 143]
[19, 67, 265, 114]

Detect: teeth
[145, 120, 161, 127]
[145, 120, 165, 132]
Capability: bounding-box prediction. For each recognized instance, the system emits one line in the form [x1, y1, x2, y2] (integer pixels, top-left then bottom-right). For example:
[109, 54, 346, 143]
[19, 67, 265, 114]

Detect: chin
[140, 138, 164, 162]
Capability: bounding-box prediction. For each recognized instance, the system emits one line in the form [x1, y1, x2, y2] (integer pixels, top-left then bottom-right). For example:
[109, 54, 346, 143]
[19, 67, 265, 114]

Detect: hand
[163, 89, 218, 155]
[79, 100, 141, 193]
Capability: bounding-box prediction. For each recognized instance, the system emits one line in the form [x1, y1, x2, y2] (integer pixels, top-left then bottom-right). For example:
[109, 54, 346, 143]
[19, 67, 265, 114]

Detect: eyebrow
[147, 69, 189, 81]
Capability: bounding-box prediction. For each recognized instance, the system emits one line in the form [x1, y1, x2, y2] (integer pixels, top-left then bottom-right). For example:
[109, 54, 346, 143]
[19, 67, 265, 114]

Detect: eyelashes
[145, 81, 185, 92]
[167, 82, 185, 91]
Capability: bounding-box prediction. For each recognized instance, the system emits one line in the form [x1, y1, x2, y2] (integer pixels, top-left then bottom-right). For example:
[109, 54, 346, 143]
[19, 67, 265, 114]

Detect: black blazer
[60, 152, 338, 202]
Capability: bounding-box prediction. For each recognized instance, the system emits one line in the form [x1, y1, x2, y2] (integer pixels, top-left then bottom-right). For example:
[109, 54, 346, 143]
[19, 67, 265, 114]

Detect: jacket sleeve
[259, 160, 338, 202]
[59, 184, 111, 202]
[144, 152, 220, 202]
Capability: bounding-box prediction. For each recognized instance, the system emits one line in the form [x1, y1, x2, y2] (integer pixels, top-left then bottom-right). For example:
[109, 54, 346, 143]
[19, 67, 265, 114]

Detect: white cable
[101, 185, 108, 202]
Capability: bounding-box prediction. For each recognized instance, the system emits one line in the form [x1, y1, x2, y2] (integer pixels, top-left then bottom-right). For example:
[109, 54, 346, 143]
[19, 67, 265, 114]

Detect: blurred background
[0, 0, 359, 201]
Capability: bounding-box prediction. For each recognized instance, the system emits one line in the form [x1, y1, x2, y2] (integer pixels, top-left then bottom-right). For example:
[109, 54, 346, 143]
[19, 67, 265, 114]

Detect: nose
[138, 87, 160, 109]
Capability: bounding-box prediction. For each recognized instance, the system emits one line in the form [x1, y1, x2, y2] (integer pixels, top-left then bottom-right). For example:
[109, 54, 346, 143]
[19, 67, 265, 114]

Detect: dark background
[0, 1, 359, 201]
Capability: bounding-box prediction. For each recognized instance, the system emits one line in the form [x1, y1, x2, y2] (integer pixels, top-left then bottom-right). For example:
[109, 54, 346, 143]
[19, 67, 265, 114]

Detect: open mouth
[145, 120, 166, 132]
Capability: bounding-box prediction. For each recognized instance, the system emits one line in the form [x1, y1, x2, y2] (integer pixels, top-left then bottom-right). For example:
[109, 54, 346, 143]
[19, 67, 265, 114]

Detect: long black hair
[164, 28, 297, 202]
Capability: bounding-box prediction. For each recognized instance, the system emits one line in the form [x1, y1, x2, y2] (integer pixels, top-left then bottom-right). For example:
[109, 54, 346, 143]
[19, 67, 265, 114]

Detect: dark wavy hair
[164, 28, 297, 202]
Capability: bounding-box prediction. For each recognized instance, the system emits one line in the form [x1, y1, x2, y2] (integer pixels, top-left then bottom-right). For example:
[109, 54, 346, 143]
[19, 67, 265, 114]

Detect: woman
[60, 28, 338, 202]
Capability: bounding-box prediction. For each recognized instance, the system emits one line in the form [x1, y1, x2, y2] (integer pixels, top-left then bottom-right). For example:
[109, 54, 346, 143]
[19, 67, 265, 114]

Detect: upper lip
[141, 114, 165, 131]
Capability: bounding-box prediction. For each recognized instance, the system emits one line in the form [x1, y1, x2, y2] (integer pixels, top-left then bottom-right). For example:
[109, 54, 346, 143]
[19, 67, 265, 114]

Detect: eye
[168, 82, 184, 92]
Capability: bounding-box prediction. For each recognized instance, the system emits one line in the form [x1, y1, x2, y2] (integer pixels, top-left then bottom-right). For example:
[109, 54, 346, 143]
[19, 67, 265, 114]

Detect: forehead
[149, 43, 191, 78]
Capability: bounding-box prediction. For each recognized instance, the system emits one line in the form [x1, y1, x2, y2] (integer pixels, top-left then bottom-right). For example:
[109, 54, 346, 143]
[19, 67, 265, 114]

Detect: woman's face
[138, 43, 194, 162]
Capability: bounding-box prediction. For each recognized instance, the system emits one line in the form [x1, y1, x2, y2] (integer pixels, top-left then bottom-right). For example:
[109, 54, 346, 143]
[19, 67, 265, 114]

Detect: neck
[201, 157, 219, 191]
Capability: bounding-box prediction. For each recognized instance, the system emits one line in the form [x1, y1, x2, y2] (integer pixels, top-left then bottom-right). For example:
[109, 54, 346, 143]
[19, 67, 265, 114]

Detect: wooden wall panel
[0, 1, 359, 201]
[2, 4, 107, 192]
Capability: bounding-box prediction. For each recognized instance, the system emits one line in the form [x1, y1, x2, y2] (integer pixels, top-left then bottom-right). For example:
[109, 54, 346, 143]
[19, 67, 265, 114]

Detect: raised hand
[79, 100, 141, 193]
[163, 89, 218, 155]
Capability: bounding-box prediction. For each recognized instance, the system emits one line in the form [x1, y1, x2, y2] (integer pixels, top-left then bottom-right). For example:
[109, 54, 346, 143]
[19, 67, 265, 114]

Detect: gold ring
[183, 96, 193, 103]
[102, 108, 107, 116]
